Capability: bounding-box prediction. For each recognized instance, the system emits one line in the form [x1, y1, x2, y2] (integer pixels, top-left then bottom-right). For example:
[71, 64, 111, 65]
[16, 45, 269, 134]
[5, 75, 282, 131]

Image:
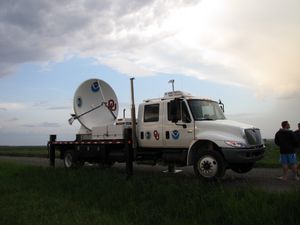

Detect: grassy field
[0, 146, 48, 157]
[0, 161, 299, 225]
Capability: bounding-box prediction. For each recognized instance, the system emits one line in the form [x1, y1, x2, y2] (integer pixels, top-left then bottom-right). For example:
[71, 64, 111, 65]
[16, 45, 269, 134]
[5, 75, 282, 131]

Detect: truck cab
[137, 91, 265, 179]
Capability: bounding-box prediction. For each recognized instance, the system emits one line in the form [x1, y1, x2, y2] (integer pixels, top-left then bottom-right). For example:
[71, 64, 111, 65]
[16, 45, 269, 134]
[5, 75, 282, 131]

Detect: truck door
[138, 102, 163, 148]
[163, 99, 194, 148]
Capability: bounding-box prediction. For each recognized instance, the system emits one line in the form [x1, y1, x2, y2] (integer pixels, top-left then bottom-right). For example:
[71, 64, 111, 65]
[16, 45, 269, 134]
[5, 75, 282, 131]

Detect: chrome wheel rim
[64, 153, 73, 168]
[197, 155, 218, 178]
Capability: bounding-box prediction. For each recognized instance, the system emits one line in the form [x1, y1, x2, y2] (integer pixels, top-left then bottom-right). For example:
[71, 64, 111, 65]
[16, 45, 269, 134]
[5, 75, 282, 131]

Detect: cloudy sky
[0, 0, 299, 145]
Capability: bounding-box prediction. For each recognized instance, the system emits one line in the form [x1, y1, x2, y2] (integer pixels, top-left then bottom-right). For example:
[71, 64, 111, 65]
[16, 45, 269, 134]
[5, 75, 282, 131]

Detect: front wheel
[193, 150, 226, 180]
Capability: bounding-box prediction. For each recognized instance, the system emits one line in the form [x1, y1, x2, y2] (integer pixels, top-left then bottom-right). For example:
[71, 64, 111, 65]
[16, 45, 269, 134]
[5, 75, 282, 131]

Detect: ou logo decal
[153, 130, 160, 141]
[105, 99, 117, 111]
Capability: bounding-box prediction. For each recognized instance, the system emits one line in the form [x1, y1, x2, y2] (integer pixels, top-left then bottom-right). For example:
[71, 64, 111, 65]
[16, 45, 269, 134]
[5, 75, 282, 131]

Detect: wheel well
[187, 140, 223, 166]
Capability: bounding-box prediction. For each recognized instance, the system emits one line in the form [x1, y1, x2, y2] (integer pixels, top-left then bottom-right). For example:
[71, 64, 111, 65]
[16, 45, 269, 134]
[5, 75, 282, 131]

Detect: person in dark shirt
[275, 121, 298, 180]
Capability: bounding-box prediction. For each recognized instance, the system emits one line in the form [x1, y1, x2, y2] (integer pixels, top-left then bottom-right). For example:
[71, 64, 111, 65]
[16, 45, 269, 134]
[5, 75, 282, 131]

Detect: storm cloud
[0, 0, 199, 75]
[0, 0, 299, 99]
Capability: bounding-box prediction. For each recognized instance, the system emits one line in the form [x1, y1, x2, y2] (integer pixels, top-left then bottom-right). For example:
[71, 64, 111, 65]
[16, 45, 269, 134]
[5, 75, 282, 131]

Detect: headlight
[225, 141, 247, 148]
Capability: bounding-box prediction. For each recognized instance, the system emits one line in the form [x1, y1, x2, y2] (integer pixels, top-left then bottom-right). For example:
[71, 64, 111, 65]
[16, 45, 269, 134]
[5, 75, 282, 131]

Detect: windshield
[187, 99, 226, 121]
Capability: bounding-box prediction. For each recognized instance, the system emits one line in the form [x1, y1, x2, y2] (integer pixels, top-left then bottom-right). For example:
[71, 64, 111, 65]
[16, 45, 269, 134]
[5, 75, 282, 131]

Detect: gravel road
[0, 156, 299, 192]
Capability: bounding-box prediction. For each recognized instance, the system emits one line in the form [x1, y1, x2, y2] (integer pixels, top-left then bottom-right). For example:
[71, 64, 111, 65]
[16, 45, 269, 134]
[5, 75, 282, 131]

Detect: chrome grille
[245, 129, 263, 146]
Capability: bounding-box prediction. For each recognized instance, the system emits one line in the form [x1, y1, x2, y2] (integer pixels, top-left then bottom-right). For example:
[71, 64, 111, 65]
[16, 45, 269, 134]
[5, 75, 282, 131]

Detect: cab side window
[144, 104, 160, 122]
[168, 100, 191, 123]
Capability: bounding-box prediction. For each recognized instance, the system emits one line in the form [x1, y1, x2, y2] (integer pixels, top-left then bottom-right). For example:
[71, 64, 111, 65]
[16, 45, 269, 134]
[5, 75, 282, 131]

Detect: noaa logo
[91, 81, 100, 92]
[171, 130, 180, 140]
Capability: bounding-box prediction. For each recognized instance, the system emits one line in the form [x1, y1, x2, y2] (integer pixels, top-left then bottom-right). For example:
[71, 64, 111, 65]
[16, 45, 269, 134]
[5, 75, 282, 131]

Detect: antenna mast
[168, 79, 175, 94]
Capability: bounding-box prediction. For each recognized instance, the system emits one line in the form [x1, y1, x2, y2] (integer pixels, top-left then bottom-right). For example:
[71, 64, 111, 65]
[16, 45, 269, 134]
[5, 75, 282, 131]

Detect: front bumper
[221, 145, 265, 163]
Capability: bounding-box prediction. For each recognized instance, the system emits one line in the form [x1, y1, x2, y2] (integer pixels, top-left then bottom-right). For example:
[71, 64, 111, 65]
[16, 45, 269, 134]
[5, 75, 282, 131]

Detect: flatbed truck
[48, 78, 265, 180]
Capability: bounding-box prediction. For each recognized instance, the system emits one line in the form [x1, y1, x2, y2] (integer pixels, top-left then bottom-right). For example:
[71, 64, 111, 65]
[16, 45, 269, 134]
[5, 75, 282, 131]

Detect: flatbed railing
[47, 128, 134, 177]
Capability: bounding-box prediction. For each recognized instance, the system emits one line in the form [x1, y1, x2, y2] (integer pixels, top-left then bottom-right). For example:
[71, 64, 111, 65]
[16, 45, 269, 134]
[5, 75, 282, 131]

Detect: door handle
[166, 131, 170, 139]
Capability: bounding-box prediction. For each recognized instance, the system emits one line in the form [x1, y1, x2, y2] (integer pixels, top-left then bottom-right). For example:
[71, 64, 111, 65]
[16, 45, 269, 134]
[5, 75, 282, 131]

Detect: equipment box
[92, 125, 125, 140]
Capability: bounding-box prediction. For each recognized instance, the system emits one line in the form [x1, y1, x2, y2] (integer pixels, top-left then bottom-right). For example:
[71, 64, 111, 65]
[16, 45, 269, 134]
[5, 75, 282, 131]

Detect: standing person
[294, 123, 300, 148]
[275, 121, 298, 180]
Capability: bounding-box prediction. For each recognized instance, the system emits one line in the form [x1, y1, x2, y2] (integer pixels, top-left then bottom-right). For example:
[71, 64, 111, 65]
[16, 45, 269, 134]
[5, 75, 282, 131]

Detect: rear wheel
[230, 163, 254, 174]
[193, 150, 226, 180]
[64, 150, 77, 168]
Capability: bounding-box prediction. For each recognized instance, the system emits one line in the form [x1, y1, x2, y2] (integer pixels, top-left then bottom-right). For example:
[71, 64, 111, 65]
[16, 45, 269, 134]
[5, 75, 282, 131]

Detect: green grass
[0, 146, 48, 157]
[0, 161, 299, 225]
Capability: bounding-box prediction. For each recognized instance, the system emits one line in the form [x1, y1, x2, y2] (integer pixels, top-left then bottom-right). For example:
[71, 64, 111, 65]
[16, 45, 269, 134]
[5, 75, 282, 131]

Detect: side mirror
[169, 99, 181, 123]
[219, 99, 225, 112]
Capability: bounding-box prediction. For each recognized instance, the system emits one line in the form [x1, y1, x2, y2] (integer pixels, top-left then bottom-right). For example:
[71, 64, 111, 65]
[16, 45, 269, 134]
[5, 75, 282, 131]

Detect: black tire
[63, 150, 77, 168]
[193, 150, 226, 180]
[230, 163, 254, 174]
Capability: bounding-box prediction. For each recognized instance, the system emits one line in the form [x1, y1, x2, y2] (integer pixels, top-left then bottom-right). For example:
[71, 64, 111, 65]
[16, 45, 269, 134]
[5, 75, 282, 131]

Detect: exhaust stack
[130, 78, 137, 150]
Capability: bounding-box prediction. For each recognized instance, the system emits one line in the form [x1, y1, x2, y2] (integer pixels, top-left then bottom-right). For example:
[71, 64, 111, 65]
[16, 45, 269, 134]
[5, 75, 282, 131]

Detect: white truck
[48, 78, 265, 180]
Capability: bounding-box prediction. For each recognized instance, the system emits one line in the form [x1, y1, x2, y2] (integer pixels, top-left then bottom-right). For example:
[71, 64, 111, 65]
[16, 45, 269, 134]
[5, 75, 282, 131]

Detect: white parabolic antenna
[73, 78, 119, 130]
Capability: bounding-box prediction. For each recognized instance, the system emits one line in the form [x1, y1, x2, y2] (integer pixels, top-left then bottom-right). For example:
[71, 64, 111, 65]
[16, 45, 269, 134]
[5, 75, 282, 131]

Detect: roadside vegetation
[0, 161, 299, 225]
[0, 146, 48, 157]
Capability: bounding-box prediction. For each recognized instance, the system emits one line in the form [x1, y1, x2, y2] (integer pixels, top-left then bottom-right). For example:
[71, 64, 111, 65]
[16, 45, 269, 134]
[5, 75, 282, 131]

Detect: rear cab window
[144, 104, 160, 122]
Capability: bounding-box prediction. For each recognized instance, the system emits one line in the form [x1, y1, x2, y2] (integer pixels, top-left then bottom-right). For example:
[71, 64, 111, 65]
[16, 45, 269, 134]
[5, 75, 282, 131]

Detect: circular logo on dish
[91, 81, 100, 92]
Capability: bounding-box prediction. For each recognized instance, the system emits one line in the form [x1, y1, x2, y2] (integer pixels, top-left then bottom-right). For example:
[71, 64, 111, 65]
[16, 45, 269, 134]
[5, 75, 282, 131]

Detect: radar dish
[73, 78, 119, 130]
